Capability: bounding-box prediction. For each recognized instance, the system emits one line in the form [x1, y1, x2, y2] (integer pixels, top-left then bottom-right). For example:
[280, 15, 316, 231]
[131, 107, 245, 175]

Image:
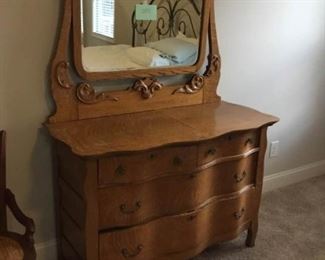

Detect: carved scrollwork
[76, 83, 119, 104]
[204, 54, 221, 77]
[172, 54, 220, 95]
[130, 78, 163, 99]
[56, 61, 72, 89]
[172, 75, 205, 95]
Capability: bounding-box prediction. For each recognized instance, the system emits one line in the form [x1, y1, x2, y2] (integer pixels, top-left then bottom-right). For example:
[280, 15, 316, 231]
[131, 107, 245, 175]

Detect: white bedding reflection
[82, 36, 199, 72]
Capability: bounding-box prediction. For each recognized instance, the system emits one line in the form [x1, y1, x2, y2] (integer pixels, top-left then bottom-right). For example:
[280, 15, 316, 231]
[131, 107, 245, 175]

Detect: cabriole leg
[246, 220, 258, 247]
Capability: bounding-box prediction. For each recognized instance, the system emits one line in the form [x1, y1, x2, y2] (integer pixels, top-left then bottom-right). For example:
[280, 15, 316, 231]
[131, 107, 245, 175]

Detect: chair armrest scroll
[5, 189, 35, 244]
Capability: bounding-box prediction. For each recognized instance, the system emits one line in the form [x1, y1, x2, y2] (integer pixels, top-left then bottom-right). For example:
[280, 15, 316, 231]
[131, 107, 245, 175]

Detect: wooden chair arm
[4, 189, 35, 244]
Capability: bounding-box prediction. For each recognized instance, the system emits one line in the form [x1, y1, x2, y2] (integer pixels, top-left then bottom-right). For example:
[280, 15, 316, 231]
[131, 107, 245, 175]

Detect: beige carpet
[194, 175, 325, 260]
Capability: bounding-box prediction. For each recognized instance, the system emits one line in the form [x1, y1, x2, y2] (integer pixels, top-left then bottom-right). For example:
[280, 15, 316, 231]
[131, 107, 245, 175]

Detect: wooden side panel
[62, 238, 82, 260]
[61, 211, 85, 257]
[60, 179, 85, 228]
[84, 160, 99, 260]
[99, 187, 256, 260]
[57, 142, 86, 197]
[246, 126, 269, 246]
[57, 142, 99, 260]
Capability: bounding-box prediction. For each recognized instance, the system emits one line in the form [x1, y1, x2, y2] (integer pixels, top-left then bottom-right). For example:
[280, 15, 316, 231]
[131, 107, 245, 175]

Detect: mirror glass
[80, 0, 203, 72]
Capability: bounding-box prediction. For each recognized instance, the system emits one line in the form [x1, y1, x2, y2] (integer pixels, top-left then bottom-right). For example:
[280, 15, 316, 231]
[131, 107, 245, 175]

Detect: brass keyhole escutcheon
[234, 171, 247, 183]
[120, 201, 142, 214]
[206, 148, 217, 157]
[234, 208, 245, 220]
[115, 165, 126, 176]
[173, 156, 182, 166]
[121, 244, 143, 258]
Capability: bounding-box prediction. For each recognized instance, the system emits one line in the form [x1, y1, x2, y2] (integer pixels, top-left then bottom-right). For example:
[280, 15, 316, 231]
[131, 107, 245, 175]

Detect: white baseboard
[36, 239, 57, 260]
[35, 159, 325, 259]
[263, 159, 325, 193]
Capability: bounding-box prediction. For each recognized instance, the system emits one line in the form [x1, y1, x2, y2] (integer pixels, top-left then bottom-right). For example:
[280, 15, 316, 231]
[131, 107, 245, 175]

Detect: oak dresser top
[47, 101, 279, 157]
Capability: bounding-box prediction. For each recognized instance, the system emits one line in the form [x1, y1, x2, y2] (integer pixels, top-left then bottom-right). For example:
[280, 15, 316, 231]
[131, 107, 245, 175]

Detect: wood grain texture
[47, 102, 278, 157]
[98, 153, 258, 229]
[99, 187, 255, 260]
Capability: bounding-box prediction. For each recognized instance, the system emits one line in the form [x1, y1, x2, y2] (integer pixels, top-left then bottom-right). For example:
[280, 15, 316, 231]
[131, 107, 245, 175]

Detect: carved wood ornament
[130, 78, 164, 99]
[56, 61, 72, 89]
[77, 83, 119, 104]
[49, 0, 221, 123]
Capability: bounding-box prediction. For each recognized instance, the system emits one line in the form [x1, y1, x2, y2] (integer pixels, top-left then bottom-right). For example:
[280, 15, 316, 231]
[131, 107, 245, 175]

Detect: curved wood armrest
[4, 189, 35, 244]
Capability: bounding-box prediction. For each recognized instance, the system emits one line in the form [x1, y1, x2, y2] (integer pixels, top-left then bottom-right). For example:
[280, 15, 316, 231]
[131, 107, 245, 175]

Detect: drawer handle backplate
[234, 171, 247, 183]
[121, 244, 143, 258]
[173, 156, 183, 166]
[234, 208, 245, 220]
[149, 153, 157, 160]
[206, 148, 217, 157]
[120, 201, 142, 214]
[245, 138, 253, 146]
[115, 165, 126, 176]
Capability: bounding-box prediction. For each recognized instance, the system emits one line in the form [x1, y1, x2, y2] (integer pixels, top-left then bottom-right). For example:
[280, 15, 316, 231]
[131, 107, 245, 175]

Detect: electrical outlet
[269, 141, 279, 158]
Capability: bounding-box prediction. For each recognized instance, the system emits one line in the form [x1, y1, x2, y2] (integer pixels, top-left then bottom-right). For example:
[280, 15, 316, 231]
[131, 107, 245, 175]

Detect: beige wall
[215, 0, 325, 175]
[0, 0, 59, 248]
[0, 0, 324, 258]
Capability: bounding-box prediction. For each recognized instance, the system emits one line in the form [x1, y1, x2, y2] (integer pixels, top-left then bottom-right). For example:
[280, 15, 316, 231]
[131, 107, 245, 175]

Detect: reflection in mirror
[80, 0, 203, 72]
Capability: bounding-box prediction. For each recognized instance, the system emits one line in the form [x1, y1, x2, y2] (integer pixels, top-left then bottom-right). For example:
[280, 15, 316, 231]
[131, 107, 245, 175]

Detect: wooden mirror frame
[73, 0, 211, 81]
[48, 0, 221, 124]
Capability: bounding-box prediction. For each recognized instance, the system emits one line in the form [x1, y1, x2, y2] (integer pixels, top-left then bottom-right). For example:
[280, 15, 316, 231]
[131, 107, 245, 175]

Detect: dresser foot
[246, 220, 258, 247]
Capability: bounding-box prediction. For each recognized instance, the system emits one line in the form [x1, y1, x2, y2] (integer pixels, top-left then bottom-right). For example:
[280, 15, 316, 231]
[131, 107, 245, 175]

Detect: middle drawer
[98, 153, 258, 229]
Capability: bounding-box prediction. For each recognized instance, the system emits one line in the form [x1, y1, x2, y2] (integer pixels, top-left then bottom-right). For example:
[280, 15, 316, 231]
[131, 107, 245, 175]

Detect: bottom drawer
[99, 187, 256, 260]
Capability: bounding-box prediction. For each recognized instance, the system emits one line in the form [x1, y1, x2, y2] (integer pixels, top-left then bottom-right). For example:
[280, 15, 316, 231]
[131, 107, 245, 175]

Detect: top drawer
[99, 145, 197, 185]
[198, 130, 259, 165]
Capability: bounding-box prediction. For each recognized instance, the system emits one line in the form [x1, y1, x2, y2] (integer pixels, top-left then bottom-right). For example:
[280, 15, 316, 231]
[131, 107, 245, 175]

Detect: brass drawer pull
[149, 153, 157, 160]
[173, 156, 183, 166]
[234, 208, 245, 220]
[187, 214, 198, 221]
[245, 138, 253, 146]
[120, 201, 141, 214]
[206, 148, 217, 157]
[115, 165, 126, 176]
[234, 171, 247, 183]
[121, 244, 143, 258]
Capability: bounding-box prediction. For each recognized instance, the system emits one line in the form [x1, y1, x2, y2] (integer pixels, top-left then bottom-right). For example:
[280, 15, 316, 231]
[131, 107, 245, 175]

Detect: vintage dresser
[46, 0, 279, 259]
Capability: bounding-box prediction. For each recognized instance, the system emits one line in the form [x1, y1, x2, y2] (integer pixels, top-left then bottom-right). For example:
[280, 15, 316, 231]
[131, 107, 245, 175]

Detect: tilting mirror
[79, 0, 204, 72]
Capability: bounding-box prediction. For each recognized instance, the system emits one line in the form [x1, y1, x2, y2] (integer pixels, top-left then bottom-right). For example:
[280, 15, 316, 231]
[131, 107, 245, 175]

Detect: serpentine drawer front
[99, 187, 255, 260]
[198, 130, 259, 165]
[98, 145, 197, 185]
[98, 153, 258, 229]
